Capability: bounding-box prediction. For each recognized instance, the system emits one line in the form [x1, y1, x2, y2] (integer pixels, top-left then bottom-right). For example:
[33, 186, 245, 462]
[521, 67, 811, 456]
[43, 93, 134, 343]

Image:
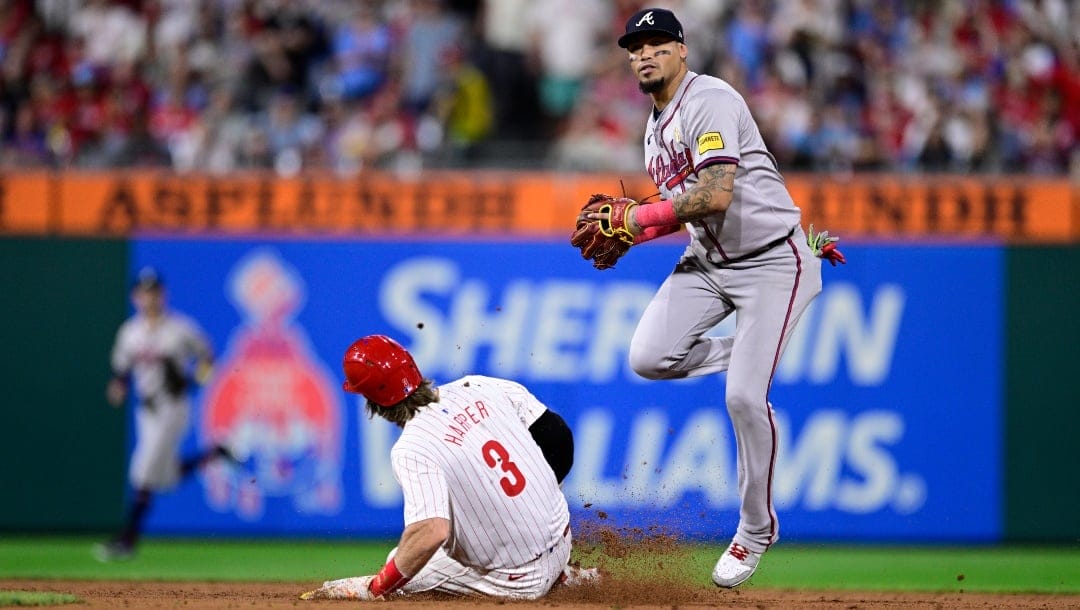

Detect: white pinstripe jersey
[390, 375, 570, 571]
[643, 71, 803, 260]
[111, 311, 212, 404]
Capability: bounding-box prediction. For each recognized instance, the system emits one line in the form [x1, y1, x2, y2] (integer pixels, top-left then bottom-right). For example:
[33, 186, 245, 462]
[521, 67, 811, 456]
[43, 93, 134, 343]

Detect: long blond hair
[365, 379, 439, 428]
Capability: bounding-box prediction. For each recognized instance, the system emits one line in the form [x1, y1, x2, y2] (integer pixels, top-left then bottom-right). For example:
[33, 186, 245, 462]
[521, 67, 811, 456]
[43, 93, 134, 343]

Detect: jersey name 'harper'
[441, 400, 491, 446]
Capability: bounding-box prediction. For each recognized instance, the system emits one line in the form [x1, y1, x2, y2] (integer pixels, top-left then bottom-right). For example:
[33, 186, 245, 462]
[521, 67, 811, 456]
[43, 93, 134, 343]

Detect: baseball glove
[570, 194, 638, 270]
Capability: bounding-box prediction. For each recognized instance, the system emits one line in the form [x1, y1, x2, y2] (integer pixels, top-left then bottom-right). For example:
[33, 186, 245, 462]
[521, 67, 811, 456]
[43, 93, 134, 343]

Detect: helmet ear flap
[341, 357, 374, 394]
[342, 335, 422, 407]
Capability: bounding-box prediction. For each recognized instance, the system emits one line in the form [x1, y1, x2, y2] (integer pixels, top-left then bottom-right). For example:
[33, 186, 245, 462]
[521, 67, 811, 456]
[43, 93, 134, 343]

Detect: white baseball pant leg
[400, 529, 571, 600]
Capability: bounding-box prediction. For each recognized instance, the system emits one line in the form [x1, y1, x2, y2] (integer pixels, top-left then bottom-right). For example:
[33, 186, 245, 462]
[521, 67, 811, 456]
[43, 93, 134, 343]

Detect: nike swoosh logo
[507, 573, 526, 581]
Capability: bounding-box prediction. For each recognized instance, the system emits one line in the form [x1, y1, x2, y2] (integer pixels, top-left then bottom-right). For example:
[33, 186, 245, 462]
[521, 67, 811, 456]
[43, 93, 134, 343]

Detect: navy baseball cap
[618, 8, 685, 49]
[133, 266, 164, 291]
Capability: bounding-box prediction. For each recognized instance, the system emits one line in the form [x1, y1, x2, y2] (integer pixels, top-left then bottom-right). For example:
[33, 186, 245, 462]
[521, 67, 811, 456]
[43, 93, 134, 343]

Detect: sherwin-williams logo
[200, 249, 344, 520]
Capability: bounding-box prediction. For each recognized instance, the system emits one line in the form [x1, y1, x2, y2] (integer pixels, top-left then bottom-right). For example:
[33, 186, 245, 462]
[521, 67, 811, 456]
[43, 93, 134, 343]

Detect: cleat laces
[728, 543, 750, 561]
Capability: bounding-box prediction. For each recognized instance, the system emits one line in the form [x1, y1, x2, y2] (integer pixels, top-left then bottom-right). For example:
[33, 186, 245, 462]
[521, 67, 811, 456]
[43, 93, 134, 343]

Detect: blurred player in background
[598, 8, 846, 588]
[301, 334, 594, 601]
[94, 267, 233, 562]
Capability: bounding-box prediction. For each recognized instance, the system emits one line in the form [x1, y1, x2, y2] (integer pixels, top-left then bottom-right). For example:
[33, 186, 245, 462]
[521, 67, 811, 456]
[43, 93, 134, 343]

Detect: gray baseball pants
[628, 230, 822, 553]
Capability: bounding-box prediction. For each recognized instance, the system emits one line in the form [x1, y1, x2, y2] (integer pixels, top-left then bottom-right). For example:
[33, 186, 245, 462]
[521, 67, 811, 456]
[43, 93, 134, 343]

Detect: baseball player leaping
[301, 335, 597, 601]
[580, 8, 846, 589]
[94, 267, 235, 562]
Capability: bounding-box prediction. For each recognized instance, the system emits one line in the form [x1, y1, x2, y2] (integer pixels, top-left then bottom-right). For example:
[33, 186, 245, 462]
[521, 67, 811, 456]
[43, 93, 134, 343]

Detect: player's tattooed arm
[671, 163, 736, 221]
[620, 163, 734, 235]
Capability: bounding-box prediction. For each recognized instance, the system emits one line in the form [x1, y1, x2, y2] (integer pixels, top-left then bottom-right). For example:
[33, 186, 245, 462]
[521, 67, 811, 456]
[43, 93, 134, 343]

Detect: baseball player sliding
[301, 335, 597, 601]
[94, 267, 234, 562]
[573, 8, 846, 588]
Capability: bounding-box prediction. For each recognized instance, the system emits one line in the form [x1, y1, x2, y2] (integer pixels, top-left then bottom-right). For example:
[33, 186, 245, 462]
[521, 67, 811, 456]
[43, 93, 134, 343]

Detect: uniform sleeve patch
[697, 132, 725, 154]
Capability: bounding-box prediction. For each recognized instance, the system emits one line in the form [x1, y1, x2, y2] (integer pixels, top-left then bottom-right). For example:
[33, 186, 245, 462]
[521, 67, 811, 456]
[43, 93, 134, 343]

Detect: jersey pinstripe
[390, 375, 570, 570]
[643, 71, 802, 261]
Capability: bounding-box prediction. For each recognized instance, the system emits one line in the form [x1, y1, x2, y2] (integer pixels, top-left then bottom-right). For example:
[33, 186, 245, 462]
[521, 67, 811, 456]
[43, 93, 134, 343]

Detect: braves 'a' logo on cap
[636, 11, 654, 27]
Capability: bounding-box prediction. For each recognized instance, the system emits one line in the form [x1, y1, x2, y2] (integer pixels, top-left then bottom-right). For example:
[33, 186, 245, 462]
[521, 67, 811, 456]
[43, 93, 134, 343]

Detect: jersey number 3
[482, 440, 526, 497]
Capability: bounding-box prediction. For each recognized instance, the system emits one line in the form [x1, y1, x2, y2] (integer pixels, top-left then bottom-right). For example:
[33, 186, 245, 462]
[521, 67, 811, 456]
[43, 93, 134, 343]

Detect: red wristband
[369, 558, 411, 597]
[634, 200, 679, 228]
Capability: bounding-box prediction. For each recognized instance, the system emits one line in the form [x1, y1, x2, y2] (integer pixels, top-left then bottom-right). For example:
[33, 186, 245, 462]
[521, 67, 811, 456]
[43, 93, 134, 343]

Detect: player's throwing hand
[807, 224, 847, 266]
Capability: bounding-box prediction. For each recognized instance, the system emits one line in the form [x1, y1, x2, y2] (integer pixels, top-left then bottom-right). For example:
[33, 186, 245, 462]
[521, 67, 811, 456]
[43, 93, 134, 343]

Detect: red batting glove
[820, 241, 846, 266]
[369, 557, 410, 597]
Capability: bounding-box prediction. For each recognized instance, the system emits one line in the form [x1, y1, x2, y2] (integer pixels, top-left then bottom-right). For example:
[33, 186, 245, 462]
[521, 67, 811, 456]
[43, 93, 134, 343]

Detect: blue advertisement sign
[133, 238, 1002, 542]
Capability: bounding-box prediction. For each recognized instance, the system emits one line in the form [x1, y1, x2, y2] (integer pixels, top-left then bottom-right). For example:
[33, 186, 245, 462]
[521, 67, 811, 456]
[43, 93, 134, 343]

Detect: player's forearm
[633, 223, 681, 244]
[392, 517, 450, 577]
[105, 376, 128, 407]
[670, 163, 736, 219]
[632, 164, 736, 235]
[365, 517, 448, 598]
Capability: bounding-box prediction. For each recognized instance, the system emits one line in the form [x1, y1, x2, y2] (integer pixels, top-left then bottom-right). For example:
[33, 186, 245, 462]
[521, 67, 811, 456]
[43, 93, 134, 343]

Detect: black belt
[707, 228, 795, 266]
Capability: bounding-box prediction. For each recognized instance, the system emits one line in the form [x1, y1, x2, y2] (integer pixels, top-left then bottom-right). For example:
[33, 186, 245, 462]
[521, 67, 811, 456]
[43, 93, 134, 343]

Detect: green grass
[0, 536, 392, 582]
[0, 537, 1077, 594]
[0, 591, 80, 607]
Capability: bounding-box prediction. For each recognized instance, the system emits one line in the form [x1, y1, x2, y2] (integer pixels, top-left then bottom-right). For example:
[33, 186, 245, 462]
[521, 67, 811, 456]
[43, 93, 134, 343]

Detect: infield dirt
[3, 579, 1077, 609]
[6, 525, 1076, 608]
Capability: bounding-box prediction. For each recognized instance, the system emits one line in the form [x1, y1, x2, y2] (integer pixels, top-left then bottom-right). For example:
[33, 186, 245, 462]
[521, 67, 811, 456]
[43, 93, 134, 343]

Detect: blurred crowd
[0, 0, 1076, 176]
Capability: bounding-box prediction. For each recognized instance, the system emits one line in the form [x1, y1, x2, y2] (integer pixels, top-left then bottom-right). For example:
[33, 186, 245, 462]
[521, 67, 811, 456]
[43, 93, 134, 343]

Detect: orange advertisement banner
[0, 171, 1076, 241]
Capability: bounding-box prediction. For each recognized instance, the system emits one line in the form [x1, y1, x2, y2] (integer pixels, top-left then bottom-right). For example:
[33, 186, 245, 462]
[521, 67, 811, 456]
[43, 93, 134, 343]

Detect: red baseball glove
[570, 194, 638, 270]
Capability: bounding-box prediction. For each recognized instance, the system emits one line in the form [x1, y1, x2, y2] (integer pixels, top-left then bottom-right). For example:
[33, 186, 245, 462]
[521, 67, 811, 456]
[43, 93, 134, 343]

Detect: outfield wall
[1004, 247, 1080, 541]
[0, 170, 1076, 542]
[132, 238, 1003, 542]
[1, 236, 1076, 542]
[0, 238, 130, 530]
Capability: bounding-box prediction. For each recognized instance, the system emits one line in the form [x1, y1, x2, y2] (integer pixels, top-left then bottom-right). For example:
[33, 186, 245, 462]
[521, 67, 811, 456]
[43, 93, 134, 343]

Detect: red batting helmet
[342, 335, 423, 407]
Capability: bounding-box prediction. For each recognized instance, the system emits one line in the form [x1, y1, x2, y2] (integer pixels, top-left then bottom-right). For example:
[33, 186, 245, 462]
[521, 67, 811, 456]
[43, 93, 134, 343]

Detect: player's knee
[724, 388, 764, 419]
[629, 345, 670, 379]
[629, 338, 689, 379]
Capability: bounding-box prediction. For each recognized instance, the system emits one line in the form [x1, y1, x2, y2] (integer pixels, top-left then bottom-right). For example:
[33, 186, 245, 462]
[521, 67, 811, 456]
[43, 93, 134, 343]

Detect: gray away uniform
[111, 312, 213, 490]
[628, 71, 823, 553]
